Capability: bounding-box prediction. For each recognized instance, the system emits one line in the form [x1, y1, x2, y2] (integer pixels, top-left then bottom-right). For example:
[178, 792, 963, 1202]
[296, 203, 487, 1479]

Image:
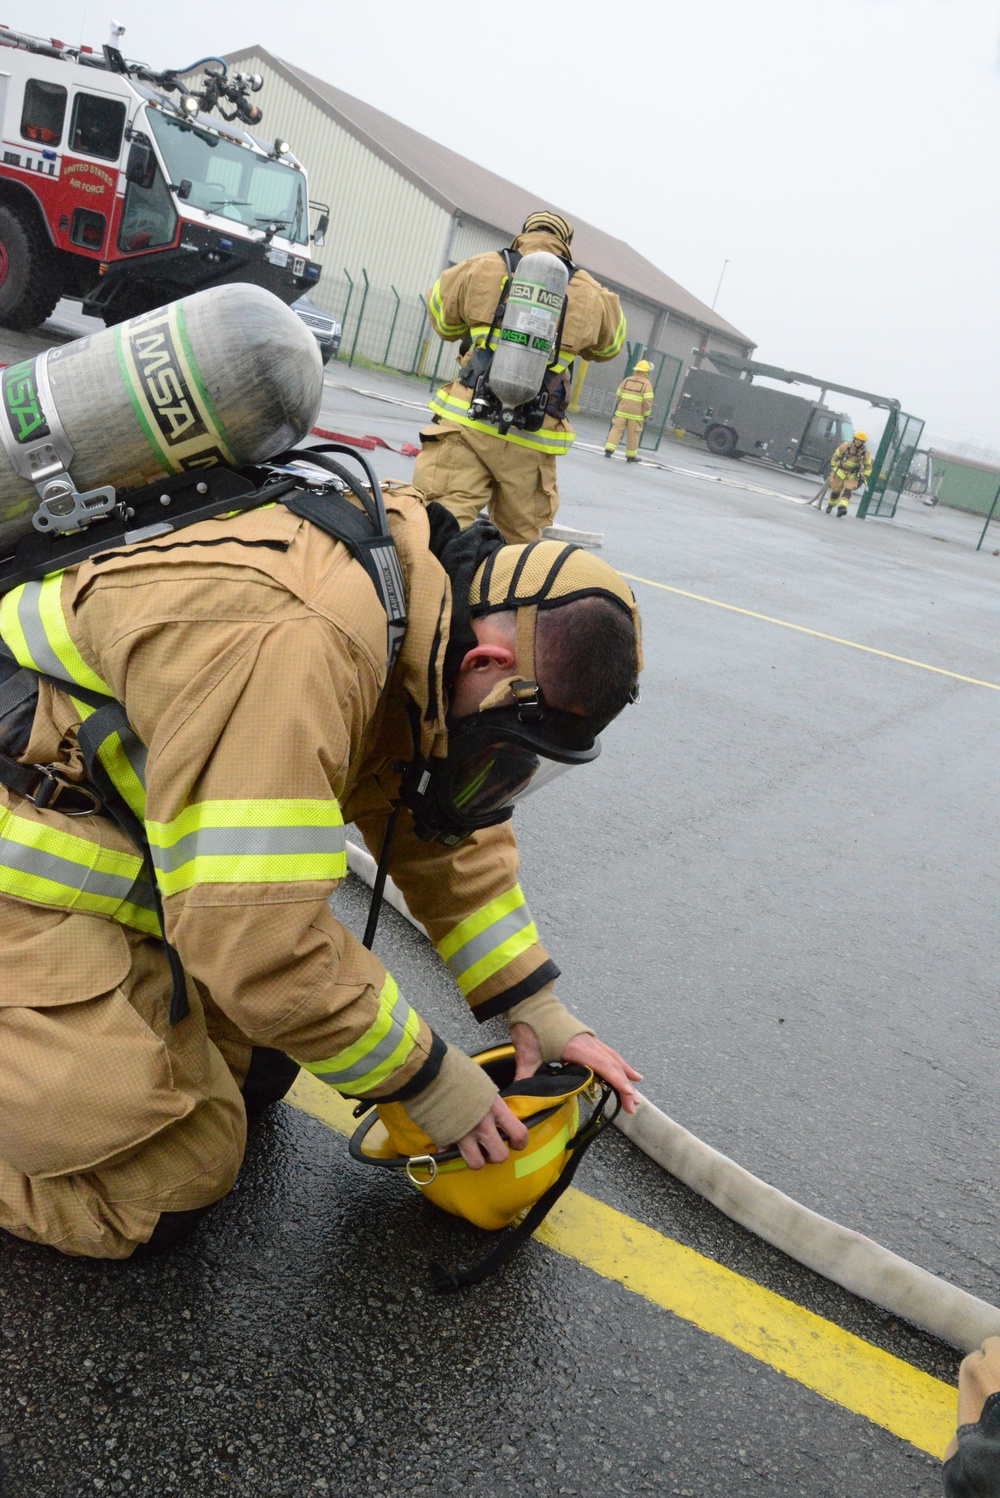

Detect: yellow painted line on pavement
[620, 572, 1000, 691]
[286, 1072, 955, 1459]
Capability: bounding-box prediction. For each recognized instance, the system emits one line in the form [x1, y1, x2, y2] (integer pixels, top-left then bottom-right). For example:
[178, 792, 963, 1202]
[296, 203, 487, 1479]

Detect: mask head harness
[400, 540, 642, 846]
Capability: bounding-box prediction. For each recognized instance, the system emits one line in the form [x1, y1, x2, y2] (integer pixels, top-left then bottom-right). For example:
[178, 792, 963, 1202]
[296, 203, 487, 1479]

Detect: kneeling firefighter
[0, 285, 642, 1262]
[414, 211, 627, 544]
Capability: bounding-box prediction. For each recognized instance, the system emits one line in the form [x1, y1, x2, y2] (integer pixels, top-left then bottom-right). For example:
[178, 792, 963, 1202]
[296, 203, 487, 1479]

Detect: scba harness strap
[0, 445, 408, 1023]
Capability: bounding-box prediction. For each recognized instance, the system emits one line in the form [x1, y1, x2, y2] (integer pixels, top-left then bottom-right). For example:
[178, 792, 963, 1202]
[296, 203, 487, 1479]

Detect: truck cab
[0, 29, 324, 329]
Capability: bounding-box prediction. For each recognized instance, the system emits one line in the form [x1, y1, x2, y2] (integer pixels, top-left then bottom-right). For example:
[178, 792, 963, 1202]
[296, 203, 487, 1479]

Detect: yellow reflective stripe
[591, 310, 627, 360]
[0, 805, 159, 934]
[436, 885, 539, 995]
[303, 973, 420, 1094]
[436, 885, 528, 962]
[428, 281, 465, 338]
[428, 389, 574, 454]
[147, 798, 347, 897]
[0, 575, 110, 692]
[514, 1122, 571, 1178]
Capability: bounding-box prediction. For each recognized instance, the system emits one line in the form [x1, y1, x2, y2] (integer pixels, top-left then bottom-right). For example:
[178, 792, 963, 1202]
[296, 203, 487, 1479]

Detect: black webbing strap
[75, 704, 188, 1023]
[428, 1086, 621, 1294]
[0, 644, 188, 1024]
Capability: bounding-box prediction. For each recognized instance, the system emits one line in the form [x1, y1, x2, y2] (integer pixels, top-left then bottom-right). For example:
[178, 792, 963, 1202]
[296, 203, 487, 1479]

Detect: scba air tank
[488, 251, 569, 417]
[0, 283, 324, 555]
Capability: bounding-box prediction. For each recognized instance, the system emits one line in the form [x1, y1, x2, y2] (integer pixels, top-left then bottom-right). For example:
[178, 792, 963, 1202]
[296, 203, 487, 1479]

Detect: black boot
[627, 456, 638, 463]
[242, 1046, 300, 1113]
[604, 449, 613, 458]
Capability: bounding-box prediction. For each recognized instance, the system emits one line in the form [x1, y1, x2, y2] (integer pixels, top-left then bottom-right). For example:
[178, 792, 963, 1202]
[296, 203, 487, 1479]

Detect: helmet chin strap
[475, 605, 541, 715]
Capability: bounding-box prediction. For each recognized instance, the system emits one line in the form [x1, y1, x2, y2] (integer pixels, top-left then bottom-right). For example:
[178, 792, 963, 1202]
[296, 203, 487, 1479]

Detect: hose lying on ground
[344, 839, 1000, 1353]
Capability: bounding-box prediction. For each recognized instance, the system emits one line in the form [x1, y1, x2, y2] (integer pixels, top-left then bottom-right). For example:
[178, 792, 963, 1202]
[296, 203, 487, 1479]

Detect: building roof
[227, 46, 754, 347]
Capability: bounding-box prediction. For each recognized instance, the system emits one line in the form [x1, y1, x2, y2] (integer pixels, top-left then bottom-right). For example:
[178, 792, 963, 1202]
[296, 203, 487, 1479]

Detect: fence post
[975, 480, 1000, 551]
[856, 410, 896, 520]
[428, 332, 446, 391]
[348, 268, 370, 368]
[383, 285, 401, 369]
[411, 296, 429, 376]
[339, 271, 355, 360]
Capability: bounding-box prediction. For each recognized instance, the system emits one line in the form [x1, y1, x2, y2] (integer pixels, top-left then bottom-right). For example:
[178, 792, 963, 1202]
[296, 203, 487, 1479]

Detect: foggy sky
[29, 0, 1000, 447]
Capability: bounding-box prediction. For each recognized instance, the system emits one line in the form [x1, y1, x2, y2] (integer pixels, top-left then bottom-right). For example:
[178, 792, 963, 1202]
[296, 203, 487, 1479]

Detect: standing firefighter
[413, 211, 626, 544]
[827, 430, 872, 515]
[605, 360, 655, 462]
[0, 477, 643, 1257]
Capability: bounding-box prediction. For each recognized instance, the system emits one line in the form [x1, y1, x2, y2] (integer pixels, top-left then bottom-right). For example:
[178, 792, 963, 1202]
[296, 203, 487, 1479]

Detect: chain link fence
[859, 416, 1000, 551]
[312, 269, 453, 384]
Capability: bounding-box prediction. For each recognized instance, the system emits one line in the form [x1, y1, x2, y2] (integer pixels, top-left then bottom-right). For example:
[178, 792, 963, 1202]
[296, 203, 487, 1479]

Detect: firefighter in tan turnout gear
[605, 360, 654, 462]
[413, 211, 626, 544]
[0, 488, 642, 1259]
[827, 430, 872, 515]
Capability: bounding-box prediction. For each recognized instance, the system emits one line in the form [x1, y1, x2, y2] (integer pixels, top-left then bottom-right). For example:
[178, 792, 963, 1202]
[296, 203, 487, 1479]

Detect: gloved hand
[379, 1041, 528, 1170]
[942, 1337, 1000, 1494]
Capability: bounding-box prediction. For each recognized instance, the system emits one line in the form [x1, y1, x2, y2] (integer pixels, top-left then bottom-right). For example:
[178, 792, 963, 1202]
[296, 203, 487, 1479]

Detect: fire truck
[0, 26, 328, 329]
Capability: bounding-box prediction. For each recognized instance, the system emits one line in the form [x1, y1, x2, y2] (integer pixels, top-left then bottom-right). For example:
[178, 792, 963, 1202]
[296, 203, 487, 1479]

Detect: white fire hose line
[344, 838, 1000, 1353]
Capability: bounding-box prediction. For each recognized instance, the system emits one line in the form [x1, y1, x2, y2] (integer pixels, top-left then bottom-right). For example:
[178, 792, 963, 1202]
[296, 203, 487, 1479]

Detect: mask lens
[447, 741, 543, 817]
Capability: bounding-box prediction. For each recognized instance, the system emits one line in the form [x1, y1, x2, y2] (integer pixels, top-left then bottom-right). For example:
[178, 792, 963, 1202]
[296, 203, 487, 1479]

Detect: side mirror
[176, 179, 192, 202]
[312, 210, 329, 248]
[125, 140, 156, 190]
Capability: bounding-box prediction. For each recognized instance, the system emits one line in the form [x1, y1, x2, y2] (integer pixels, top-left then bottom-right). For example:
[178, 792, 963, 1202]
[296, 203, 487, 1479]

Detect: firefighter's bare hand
[510, 1020, 542, 1081]
[562, 1033, 643, 1115]
[457, 1095, 528, 1170]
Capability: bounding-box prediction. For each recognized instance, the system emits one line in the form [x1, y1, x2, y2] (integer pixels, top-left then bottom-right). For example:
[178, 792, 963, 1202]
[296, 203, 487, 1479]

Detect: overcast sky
[31, 0, 1000, 447]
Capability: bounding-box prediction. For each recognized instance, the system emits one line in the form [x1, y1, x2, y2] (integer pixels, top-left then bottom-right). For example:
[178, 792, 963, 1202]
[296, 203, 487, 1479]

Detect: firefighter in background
[604, 360, 655, 462]
[827, 430, 872, 515]
[413, 211, 626, 544]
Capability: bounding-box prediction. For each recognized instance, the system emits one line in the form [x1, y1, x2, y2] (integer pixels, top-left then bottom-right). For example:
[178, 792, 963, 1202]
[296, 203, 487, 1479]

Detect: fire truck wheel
[705, 424, 738, 458]
[0, 203, 63, 331]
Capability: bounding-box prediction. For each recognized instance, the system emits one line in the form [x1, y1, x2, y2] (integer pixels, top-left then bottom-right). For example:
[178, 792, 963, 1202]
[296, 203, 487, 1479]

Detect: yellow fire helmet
[633, 360, 651, 372]
[349, 1043, 618, 1291]
[854, 430, 868, 442]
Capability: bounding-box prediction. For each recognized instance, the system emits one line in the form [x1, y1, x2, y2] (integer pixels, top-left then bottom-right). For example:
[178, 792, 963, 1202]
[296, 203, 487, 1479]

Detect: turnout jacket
[830, 440, 872, 481]
[613, 374, 654, 422]
[0, 486, 565, 1145]
[426, 228, 626, 456]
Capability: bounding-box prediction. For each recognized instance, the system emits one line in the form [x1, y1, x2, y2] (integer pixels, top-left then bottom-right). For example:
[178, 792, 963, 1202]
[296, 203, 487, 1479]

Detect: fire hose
[344, 838, 1000, 1354]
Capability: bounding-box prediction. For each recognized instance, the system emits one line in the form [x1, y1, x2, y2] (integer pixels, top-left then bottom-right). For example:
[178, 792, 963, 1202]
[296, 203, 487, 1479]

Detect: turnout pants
[605, 415, 643, 458]
[412, 421, 559, 543]
[828, 474, 860, 512]
[0, 884, 251, 1259]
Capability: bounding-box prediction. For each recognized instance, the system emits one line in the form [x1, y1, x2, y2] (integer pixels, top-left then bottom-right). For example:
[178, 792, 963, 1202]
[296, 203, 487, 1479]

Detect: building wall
[230, 53, 451, 311]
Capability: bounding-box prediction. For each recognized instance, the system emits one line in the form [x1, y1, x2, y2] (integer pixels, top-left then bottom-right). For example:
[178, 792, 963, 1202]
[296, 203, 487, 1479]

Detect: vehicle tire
[705, 424, 738, 458]
[0, 202, 63, 331]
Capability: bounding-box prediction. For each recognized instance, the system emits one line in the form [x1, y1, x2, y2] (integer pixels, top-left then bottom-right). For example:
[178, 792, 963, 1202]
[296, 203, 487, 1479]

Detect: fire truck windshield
[147, 109, 307, 244]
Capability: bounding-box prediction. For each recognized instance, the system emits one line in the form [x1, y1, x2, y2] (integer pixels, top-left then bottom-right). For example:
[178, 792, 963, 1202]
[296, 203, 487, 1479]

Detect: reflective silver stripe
[150, 822, 347, 874]
[445, 904, 535, 981]
[16, 582, 67, 681]
[0, 835, 153, 907]
[318, 990, 413, 1086]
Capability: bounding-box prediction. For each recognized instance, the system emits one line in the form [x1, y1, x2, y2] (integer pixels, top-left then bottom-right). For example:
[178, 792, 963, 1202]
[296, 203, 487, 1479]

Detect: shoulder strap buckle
[31, 765, 103, 816]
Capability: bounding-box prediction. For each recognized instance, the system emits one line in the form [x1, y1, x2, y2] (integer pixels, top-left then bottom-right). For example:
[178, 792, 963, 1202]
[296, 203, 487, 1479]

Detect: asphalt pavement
[1, 310, 997, 1497]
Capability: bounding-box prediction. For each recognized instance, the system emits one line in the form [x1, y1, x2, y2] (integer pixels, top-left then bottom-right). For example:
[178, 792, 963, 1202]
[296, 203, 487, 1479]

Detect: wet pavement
[1, 314, 997, 1497]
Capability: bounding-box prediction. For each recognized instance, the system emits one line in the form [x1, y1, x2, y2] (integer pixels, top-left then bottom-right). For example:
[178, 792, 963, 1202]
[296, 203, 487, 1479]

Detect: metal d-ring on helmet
[349, 1043, 619, 1290]
[399, 540, 643, 846]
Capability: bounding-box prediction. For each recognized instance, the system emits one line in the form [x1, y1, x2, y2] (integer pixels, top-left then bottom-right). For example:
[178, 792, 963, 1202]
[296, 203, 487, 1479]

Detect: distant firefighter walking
[827, 431, 872, 515]
[605, 361, 654, 462]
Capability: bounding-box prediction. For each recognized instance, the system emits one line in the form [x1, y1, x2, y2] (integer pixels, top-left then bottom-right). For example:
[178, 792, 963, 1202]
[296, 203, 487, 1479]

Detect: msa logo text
[3, 361, 50, 445]
[128, 326, 208, 446]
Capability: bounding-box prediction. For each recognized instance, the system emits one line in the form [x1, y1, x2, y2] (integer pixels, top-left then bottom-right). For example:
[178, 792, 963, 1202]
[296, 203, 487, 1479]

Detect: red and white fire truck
[0, 27, 328, 329]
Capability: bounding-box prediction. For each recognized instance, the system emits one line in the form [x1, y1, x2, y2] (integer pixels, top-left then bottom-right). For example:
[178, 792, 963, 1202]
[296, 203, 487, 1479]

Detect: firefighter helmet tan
[521, 211, 574, 246]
